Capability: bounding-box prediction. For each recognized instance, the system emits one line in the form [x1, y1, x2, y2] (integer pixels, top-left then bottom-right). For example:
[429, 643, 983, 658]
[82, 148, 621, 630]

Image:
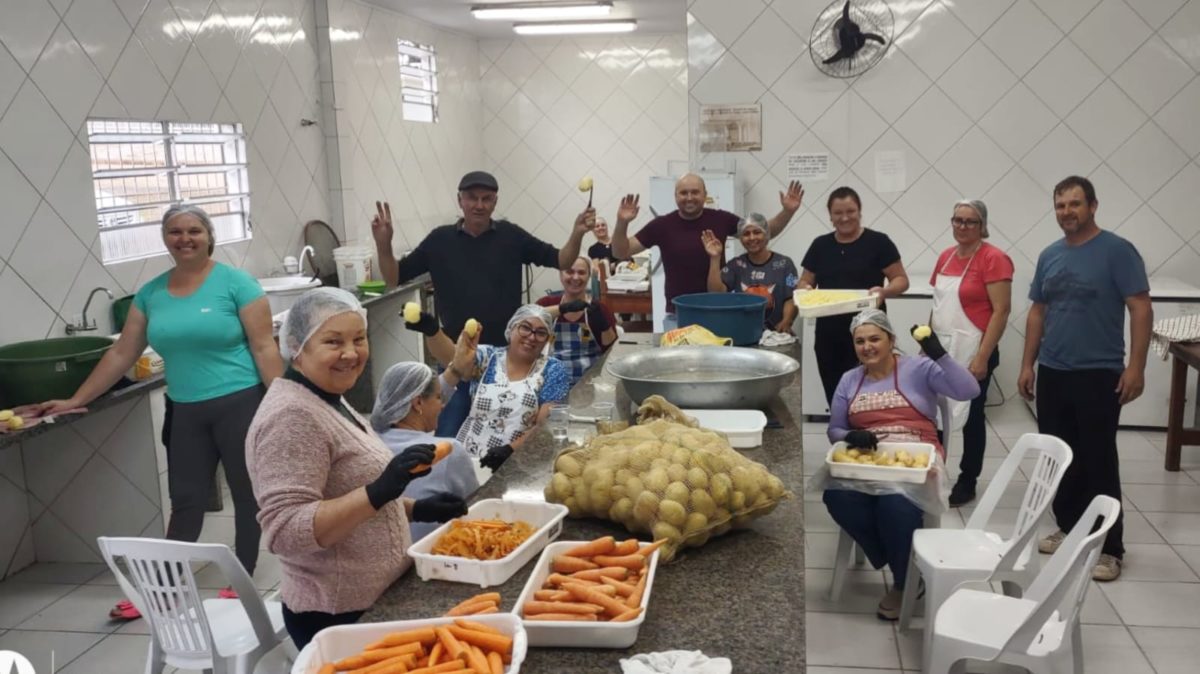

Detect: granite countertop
[365, 339, 806, 672]
[0, 374, 165, 449]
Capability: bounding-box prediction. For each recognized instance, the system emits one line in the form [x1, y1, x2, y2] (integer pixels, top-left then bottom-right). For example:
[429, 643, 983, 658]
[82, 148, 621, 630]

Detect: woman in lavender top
[824, 309, 979, 621]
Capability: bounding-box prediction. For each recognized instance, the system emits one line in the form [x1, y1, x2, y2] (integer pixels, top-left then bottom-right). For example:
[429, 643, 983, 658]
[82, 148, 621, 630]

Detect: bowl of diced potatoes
[825, 441, 934, 484]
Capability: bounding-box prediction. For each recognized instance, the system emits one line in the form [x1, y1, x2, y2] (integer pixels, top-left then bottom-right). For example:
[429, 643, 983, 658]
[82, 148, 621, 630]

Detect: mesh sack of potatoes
[543, 397, 791, 561]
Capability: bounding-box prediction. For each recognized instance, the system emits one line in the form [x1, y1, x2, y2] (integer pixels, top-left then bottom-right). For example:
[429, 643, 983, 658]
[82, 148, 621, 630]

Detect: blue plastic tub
[672, 292, 768, 346]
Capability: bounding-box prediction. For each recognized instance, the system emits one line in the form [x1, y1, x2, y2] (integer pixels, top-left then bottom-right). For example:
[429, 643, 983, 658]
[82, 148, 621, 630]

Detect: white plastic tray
[825, 441, 935, 484]
[794, 289, 878, 318]
[682, 409, 767, 448]
[407, 499, 568, 588]
[512, 540, 660, 648]
[292, 613, 528, 673]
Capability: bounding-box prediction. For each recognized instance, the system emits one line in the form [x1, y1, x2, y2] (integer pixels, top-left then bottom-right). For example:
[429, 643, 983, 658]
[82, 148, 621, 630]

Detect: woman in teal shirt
[39, 205, 283, 618]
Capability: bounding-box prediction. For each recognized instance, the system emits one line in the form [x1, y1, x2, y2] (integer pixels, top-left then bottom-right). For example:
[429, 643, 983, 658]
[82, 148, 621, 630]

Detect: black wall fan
[810, 0, 894, 78]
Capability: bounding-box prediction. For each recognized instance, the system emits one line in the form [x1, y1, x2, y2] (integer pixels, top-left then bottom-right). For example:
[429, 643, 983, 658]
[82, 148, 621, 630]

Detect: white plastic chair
[829, 511, 940, 601]
[98, 537, 294, 674]
[898, 433, 1073, 670]
[926, 495, 1120, 674]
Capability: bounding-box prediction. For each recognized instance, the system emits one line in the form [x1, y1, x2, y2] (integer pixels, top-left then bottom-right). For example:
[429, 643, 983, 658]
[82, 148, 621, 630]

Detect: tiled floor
[1, 399, 1198, 671]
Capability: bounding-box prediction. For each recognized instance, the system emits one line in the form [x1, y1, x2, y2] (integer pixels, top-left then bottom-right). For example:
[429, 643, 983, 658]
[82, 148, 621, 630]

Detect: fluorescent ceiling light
[472, 2, 612, 21]
[513, 19, 636, 35]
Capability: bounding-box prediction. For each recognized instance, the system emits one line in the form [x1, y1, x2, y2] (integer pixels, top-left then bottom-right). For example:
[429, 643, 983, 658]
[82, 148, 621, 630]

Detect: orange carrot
[452, 619, 503, 635]
[435, 626, 465, 662]
[524, 612, 598, 621]
[552, 555, 599, 573]
[487, 651, 503, 674]
[450, 593, 501, 610]
[446, 625, 515, 655]
[318, 666, 336, 674]
[637, 539, 668, 557]
[411, 441, 453, 473]
[533, 589, 570, 601]
[562, 536, 616, 557]
[611, 538, 640, 556]
[416, 655, 429, 669]
[407, 663, 468, 674]
[547, 573, 598, 586]
[356, 653, 418, 674]
[445, 599, 497, 617]
[627, 572, 648, 608]
[427, 642, 442, 666]
[592, 554, 645, 570]
[464, 644, 490, 674]
[365, 627, 439, 650]
[563, 582, 631, 618]
[612, 606, 644, 622]
[522, 600, 604, 615]
[600, 576, 637, 597]
[569, 567, 629, 582]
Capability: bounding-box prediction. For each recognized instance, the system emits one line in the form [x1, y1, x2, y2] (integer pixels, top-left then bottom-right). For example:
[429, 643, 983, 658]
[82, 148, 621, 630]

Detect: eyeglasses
[515, 323, 551, 341]
[951, 217, 982, 228]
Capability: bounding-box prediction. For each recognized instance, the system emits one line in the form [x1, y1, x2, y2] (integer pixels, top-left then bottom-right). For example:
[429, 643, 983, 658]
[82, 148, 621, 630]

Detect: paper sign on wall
[874, 151, 907, 193]
[787, 153, 829, 180]
[699, 104, 762, 152]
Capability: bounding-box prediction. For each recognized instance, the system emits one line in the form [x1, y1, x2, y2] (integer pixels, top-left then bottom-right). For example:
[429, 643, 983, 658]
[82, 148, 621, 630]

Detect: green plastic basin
[0, 336, 114, 408]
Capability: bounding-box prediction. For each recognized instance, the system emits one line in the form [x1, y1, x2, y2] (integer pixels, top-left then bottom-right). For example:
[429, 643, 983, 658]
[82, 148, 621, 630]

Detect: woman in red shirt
[930, 200, 1013, 507]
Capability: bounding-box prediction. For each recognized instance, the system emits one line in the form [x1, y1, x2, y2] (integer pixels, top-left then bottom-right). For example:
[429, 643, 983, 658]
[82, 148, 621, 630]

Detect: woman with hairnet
[823, 308, 979, 620]
[246, 288, 467, 649]
[409, 303, 569, 459]
[702, 213, 801, 333]
[370, 362, 488, 541]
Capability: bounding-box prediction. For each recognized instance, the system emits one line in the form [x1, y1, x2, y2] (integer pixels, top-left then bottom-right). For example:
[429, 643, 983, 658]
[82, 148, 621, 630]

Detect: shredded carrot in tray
[430, 519, 535, 560]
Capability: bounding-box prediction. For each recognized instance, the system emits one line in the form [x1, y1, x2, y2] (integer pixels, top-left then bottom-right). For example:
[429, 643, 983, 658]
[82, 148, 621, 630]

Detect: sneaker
[1093, 554, 1122, 581]
[108, 599, 141, 620]
[948, 481, 976, 508]
[1038, 530, 1066, 554]
[876, 588, 903, 621]
[217, 586, 239, 599]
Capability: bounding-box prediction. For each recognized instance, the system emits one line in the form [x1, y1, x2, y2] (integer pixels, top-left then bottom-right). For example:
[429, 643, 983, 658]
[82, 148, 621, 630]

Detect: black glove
[844, 430, 878, 450]
[587, 300, 610, 332]
[365, 445, 434, 510]
[910, 325, 948, 361]
[560, 298, 588, 313]
[412, 493, 468, 523]
[480, 444, 514, 471]
[404, 310, 441, 337]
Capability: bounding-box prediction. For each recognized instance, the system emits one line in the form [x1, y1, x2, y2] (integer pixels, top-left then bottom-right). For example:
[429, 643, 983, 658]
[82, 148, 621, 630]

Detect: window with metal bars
[86, 118, 252, 264]
[398, 39, 438, 123]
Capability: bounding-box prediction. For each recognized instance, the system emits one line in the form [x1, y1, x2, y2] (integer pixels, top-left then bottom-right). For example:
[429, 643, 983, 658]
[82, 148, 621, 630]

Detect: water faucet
[67, 287, 114, 335]
[299, 245, 317, 280]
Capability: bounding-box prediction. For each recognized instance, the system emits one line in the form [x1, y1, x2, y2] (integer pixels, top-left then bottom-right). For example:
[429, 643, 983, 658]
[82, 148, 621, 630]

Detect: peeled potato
[913, 324, 933, 340]
[7, 416, 25, 430]
[0, 410, 13, 423]
[464, 318, 480, 338]
[578, 176, 593, 191]
[403, 302, 421, 323]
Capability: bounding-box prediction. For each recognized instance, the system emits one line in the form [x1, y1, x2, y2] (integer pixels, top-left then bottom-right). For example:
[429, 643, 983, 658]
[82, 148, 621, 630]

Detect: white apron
[456, 348, 546, 460]
[931, 250, 983, 431]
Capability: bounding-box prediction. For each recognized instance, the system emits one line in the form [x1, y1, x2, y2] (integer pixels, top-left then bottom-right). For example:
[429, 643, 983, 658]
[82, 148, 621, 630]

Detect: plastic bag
[660, 324, 732, 347]
[544, 397, 791, 560]
[806, 449, 949, 515]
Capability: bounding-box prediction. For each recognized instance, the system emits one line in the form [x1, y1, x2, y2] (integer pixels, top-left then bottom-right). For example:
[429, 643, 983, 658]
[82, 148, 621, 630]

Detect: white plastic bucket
[332, 246, 373, 288]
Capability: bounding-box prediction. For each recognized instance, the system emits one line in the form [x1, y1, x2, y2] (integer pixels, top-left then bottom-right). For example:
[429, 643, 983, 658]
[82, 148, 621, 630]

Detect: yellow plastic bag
[660, 324, 732, 347]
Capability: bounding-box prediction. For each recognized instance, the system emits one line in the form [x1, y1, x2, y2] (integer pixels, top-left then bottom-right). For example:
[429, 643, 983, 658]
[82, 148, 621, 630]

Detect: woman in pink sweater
[246, 288, 468, 649]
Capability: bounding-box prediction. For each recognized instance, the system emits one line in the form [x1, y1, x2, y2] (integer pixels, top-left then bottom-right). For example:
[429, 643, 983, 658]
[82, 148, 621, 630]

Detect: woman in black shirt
[800, 187, 910, 407]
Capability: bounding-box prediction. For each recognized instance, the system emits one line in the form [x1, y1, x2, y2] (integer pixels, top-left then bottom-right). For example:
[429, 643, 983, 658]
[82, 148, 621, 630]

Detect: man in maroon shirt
[611, 174, 804, 321]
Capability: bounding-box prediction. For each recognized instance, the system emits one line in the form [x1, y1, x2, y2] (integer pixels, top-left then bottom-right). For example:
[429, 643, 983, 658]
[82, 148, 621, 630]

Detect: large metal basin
[605, 346, 799, 409]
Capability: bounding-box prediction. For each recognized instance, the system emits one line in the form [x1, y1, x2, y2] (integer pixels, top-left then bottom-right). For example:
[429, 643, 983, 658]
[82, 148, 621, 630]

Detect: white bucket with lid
[332, 246, 373, 288]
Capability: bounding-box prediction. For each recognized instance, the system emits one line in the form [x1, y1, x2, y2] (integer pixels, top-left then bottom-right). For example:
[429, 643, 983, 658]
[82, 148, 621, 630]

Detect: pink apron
[847, 356, 944, 459]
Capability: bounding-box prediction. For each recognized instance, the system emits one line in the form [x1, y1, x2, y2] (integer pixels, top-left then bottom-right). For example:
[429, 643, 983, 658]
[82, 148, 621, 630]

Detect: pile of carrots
[316, 620, 514, 674]
[444, 592, 503, 617]
[520, 536, 664, 623]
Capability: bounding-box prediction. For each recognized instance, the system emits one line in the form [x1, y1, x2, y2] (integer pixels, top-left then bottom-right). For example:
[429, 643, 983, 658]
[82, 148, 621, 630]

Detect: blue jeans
[823, 490, 924, 588]
[435, 379, 472, 437]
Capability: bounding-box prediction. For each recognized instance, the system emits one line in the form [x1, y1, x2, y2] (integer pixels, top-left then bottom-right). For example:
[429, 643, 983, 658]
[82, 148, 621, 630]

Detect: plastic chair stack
[925, 495, 1121, 674]
[98, 537, 294, 674]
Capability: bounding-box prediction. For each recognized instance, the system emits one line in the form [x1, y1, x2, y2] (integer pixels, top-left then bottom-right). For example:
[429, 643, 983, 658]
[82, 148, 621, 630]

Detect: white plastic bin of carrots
[292, 613, 528, 673]
[512, 540, 660, 648]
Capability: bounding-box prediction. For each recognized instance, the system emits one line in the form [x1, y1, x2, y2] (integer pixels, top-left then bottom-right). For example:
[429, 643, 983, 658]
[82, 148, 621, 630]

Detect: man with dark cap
[372, 170, 594, 434]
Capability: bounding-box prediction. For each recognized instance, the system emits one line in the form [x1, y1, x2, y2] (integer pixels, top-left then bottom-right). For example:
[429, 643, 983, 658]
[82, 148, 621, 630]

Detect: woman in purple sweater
[825, 309, 979, 620]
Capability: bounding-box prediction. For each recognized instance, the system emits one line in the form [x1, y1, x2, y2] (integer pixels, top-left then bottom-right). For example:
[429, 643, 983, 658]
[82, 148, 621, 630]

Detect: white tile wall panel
[1125, 0, 1188, 30]
[947, 0, 1018, 37]
[1113, 35, 1195, 115]
[983, 0, 1063, 77]
[1155, 77, 1200, 158]
[937, 42, 1017, 122]
[1024, 39, 1106, 119]
[1066, 80, 1148, 160]
[1107, 121, 1190, 200]
[1071, 0, 1153, 73]
[897, 1, 975, 82]
[1031, 0, 1102, 33]
[729, 7, 805, 90]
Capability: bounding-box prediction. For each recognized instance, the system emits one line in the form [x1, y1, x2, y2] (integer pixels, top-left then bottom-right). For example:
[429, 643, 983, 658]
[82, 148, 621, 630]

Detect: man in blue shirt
[1018, 175, 1152, 582]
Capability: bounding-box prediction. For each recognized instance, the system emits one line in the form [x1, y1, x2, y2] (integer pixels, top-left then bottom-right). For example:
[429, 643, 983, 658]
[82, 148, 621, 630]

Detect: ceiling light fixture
[512, 19, 636, 35]
[472, 2, 612, 21]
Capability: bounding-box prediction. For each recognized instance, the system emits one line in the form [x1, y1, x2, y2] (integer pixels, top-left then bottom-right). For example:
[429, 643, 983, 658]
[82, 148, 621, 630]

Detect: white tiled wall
[476, 33, 689, 295]
[687, 0, 1200, 397]
[0, 0, 330, 345]
[326, 0, 483, 259]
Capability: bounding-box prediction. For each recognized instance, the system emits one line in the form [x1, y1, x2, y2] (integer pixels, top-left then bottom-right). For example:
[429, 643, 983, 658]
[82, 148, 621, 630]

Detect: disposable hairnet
[954, 199, 989, 238]
[738, 212, 769, 241]
[370, 362, 435, 432]
[849, 308, 895, 338]
[504, 304, 554, 342]
[280, 287, 367, 360]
